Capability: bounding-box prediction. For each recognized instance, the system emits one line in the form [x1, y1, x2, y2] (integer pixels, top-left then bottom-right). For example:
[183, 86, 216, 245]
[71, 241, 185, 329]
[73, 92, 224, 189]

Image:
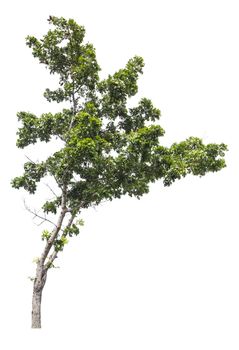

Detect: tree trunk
[32, 287, 43, 328]
[31, 266, 47, 328]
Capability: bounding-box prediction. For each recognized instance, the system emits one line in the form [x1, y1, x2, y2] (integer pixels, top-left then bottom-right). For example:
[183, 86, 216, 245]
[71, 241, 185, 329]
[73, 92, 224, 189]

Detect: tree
[12, 16, 227, 328]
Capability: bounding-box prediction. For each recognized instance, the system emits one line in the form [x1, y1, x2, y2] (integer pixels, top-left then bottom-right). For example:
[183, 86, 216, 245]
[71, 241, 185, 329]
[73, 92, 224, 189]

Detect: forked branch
[45, 213, 76, 269]
[23, 200, 57, 228]
[40, 185, 68, 266]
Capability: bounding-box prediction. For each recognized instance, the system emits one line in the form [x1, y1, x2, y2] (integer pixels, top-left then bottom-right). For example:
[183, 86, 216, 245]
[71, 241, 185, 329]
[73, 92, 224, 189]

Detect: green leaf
[41, 230, 51, 241]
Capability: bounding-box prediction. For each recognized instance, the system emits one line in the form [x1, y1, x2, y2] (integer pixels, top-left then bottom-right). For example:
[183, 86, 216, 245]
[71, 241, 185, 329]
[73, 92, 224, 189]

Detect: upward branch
[40, 185, 67, 266]
[45, 213, 76, 270]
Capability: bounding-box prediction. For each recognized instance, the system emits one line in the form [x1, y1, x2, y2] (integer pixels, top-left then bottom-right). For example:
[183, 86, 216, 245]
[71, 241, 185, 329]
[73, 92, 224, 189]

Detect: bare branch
[25, 155, 36, 164]
[46, 251, 58, 269]
[44, 182, 59, 198]
[37, 220, 46, 226]
[23, 200, 57, 228]
[65, 214, 75, 230]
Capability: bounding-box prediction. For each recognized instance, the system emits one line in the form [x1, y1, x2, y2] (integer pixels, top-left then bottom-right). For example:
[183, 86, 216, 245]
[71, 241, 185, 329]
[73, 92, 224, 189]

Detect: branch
[25, 155, 36, 164]
[45, 214, 75, 270]
[23, 200, 57, 228]
[37, 219, 46, 227]
[40, 185, 68, 266]
[44, 182, 59, 198]
[61, 183, 67, 209]
[68, 77, 80, 132]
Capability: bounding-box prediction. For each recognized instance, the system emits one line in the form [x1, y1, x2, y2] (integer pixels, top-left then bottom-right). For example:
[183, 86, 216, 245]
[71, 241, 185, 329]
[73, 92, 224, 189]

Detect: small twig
[37, 220, 46, 226]
[44, 182, 59, 198]
[23, 199, 57, 228]
[25, 155, 36, 164]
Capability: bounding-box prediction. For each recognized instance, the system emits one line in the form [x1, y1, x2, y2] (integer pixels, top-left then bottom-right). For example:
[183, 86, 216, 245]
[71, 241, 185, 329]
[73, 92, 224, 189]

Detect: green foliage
[12, 16, 227, 217]
[54, 236, 69, 252]
[76, 219, 84, 226]
[46, 262, 59, 269]
[41, 230, 51, 241]
[42, 200, 59, 214]
[63, 224, 80, 237]
[11, 161, 46, 194]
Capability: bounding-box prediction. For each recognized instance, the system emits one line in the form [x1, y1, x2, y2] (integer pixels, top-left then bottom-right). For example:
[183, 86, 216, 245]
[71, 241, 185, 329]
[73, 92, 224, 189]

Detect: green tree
[12, 16, 227, 328]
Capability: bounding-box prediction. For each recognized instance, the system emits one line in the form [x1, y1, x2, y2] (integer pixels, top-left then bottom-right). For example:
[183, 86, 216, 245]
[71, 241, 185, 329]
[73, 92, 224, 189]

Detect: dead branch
[23, 199, 57, 228]
[44, 182, 59, 198]
[25, 155, 36, 164]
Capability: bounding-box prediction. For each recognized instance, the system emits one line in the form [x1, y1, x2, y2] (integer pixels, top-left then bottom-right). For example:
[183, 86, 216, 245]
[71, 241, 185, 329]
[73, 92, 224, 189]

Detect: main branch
[45, 213, 76, 269]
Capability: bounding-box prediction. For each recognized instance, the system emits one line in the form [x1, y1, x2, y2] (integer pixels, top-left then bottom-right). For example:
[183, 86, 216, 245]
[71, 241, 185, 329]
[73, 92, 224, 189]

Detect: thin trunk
[31, 266, 47, 328]
[31, 187, 68, 328]
[32, 287, 43, 328]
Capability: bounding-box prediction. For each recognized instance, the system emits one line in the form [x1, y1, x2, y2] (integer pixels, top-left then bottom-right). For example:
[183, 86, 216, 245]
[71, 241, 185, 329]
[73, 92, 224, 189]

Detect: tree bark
[32, 287, 43, 328]
[31, 265, 47, 328]
[31, 188, 67, 328]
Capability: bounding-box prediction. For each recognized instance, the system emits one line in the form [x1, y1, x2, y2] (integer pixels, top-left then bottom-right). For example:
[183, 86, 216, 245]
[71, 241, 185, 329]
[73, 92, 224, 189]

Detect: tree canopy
[12, 16, 227, 216]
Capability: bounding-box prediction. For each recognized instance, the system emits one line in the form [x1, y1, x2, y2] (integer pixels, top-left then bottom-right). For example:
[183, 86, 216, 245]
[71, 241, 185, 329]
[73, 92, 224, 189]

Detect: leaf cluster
[12, 16, 227, 216]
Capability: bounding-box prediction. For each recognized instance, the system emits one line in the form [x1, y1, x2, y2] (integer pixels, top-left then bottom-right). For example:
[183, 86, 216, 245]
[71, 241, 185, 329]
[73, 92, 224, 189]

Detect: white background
[0, 0, 238, 349]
